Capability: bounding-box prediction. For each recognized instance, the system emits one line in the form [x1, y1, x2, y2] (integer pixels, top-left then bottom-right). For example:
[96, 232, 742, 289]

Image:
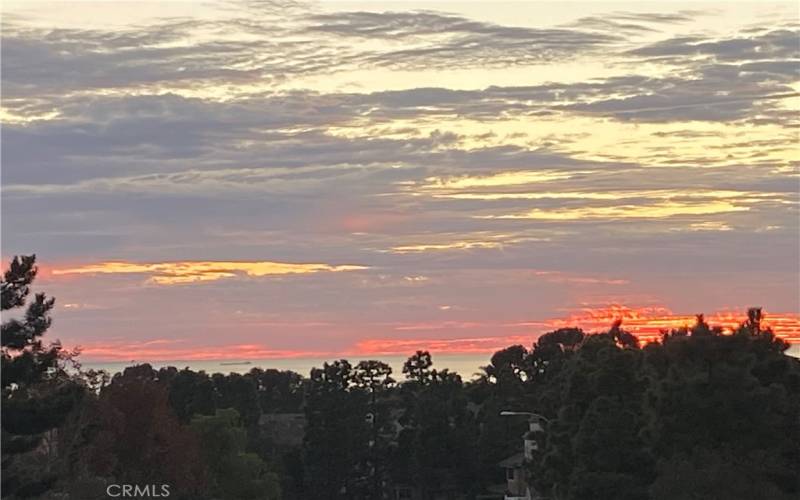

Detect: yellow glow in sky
[391, 241, 504, 253]
[420, 170, 574, 190]
[479, 200, 750, 220]
[52, 261, 368, 285]
[433, 189, 780, 201]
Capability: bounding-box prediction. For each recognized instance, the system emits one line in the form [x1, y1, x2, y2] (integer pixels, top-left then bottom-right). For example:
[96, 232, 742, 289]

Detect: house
[499, 452, 528, 499]
[497, 418, 544, 500]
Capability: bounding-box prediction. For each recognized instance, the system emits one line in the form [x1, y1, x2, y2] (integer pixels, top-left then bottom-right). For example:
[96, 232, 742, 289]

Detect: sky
[2, 0, 799, 362]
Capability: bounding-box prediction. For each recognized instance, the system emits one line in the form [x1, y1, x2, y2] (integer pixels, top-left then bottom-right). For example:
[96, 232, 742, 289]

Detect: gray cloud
[630, 26, 799, 61]
[2, 1, 798, 282]
[308, 9, 616, 45]
[1, 6, 623, 103]
[569, 10, 708, 36]
[563, 28, 800, 122]
[4, 4, 795, 128]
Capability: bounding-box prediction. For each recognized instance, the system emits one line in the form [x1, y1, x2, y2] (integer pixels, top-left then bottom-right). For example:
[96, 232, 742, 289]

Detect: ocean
[80, 344, 800, 381]
[80, 353, 492, 381]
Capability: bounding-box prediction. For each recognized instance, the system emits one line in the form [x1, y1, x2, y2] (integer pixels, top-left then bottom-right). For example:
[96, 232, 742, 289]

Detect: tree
[1, 255, 83, 498]
[354, 360, 395, 396]
[531, 327, 652, 500]
[191, 409, 281, 500]
[526, 327, 584, 382]
[247, 368, 304, 413]
[396, 356, 481, 498]
[303, 360, 370, 499]
[167, 368, 216, 423]
[643, 314, 799, 497]
[568, 395, 651, 500]
[649, 446, 795, 500]
[213, 372, 262, 429]
[482, 344, 527, 400]
[69, 365, 207, 499]
[2, 255, 61, 392]
[353, 361, 395, 497]
[402, 350, 433, 385]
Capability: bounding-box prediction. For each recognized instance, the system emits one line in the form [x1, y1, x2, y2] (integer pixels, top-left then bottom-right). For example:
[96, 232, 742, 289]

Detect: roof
[498, 452, 525, 468]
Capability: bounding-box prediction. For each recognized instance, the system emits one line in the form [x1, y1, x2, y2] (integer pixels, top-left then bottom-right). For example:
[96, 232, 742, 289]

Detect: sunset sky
[2, 0, 798, 361]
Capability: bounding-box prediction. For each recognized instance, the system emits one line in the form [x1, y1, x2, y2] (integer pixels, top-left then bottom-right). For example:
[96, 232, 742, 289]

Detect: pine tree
[1, 255, 83, 498]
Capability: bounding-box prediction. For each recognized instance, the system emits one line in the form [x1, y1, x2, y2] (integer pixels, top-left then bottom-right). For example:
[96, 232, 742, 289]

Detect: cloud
[353, 307, 800, 356]
[51, 260, 368, 285]
[541, 305, 800, 343]
[565, 88, 798, 122]
[532, 271, 629, 286]
[76, 339, 326, 362]
[69, 307, 799, 362]
[0, 1, 337, 100]
[1, 1, 797, 357]
[390, 240, 504, 253]
[630, 27, 800, 61]
[418, 170, 575, 190]
[568, 10, 707, 36]
[307, 10, 617, 69]
[353, 335, 539, 356]
[478, 200, 749, 220]
[567, 27, 799, 122]
[0, 3, 620, 107]
[431, 189, 753, 201]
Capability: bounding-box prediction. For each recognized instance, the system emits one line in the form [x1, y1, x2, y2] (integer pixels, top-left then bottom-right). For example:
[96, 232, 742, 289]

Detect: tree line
[2, 255, 798, 499]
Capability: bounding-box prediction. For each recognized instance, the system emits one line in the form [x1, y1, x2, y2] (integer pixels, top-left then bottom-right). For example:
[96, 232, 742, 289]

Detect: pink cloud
[76, 339, 326, 362]
[67, 307, 799, 362]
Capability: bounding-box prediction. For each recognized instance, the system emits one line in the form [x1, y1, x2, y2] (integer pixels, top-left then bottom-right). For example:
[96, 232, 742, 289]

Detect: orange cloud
[354, 336, 537, 356]
[354, 306, 800, 356]
[50, 260, 368, 285]
[68, 307, 799, 362]
[539, 305, 800, 344]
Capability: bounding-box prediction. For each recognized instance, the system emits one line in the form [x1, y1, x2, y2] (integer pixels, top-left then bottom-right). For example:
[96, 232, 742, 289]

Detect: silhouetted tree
[649, 446, 795, 500]
[354, 360, 394, 395]
[526, 327, 584, 380]
[402, 350, 433, 385]
[247, 368, 304, 413]
[1, 255, 83, 498]
[353, 360, 395, 497]
[483, 344, 528, 400]
[85, 365, 206, 498]
[303, 361, 370, 499]
[643, 313, 799, 497]
[395, 353, 481, 498]
[191, 409, 281, 500]
[213, 372, 261, 428]
[167, 368, 216, 423]
[533, 330, 652, 500]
